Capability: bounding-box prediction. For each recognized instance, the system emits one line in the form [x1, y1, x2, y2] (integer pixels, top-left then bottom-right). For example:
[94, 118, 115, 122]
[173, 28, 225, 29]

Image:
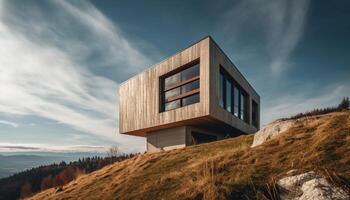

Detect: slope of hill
[30, 111, 350, 200]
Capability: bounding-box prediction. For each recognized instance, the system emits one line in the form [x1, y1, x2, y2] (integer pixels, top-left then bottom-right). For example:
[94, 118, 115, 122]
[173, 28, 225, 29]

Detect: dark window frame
[160, 59, 200, 112]
[219, 66, 249, 124]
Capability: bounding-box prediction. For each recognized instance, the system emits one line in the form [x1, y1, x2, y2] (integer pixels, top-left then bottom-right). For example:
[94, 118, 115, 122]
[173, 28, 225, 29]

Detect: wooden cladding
[119, 36, 259, 136]
[161, 61, 200, 112]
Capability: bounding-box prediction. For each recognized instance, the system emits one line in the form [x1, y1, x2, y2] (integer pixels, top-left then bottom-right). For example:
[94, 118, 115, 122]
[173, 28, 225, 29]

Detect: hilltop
[30, 111, 350, 200]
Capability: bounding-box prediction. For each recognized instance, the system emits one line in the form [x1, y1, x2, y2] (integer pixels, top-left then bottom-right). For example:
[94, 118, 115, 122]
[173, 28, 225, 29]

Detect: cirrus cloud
[0, 0, 149, 152]
[224, 0, 310, 76]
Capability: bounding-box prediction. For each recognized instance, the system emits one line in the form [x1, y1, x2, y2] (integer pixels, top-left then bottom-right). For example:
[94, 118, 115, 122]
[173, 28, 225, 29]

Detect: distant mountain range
[0, 152, 105, 178]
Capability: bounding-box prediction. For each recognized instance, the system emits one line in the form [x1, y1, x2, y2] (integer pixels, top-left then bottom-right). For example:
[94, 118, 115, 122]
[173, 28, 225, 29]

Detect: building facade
[119, 36, 260, 152]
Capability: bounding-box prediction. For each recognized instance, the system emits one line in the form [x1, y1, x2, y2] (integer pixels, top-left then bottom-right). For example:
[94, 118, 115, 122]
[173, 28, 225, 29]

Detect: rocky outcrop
[251, 119, 295, 147]
[277, 171, 349, 200]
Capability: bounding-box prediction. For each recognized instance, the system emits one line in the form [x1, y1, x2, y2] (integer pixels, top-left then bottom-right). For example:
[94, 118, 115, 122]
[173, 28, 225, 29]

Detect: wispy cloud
[0, 120, 18, 128]
[221, 0, 334, 126]
[55, 1, 152, 72]
[224, 0, 310, 76]
[0, 143, 108, 153]
[0, 0, 147, 151]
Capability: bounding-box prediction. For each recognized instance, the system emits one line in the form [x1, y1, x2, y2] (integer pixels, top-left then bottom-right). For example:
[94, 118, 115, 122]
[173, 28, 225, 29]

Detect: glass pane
[240, 93, 245, 120]
[165, 100, 180, 111]
[182, 93, 199, 106]
[181, 63, 199, 81]
[164, 87, 180, 101]
[181, 80, 199, 93]
[164, 73, 181, 90]
[226, 79, 231, 112]
[234, 87, 239, 117]
[219, 73, 224, 108]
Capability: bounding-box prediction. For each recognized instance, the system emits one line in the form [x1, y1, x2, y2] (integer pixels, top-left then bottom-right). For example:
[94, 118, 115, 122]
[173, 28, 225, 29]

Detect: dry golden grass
[29, 111, 350, 200]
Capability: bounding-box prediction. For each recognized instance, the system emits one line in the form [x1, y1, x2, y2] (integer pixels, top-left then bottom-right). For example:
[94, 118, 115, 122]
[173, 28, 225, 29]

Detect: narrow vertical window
[234, 87, 239, 117]
[219, 66, 250, 124]
[226, 79, 232, 112]
[219, 72, 224, 108]
[240, 93, 245, 121]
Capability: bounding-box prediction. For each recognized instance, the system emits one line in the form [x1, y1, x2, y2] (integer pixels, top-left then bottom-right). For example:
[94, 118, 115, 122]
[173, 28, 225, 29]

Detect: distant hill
[0, 153, 137, 200]
[0, 154, 66, 178]
[29, 111, 350, 200]
[0, 152, 105, 178]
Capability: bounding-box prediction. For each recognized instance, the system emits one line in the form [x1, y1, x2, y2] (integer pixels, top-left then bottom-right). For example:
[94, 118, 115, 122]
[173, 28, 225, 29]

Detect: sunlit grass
[30, 111, 350, 200]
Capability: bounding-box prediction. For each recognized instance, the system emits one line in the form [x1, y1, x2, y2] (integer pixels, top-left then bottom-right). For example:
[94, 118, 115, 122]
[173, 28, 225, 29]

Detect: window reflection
[165, 100, 180, 111]
[164, 73, 181, 90]
[161, 60, 200, 111]
[183, 94, 199, 106]
[220, 66, 249, 124]
[164, 63, 199, 91]
[226, 79, 231, 112]
[165, 88, 180, 101]
[182, 64, 199, 81]
[182, 80, 199, 93]
[240, 94, 245, 121]
[234, 87, 239, 117]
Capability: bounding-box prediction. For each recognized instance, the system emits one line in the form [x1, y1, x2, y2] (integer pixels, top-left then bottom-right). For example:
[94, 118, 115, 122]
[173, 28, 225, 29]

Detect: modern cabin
[119, 36, 260, 152]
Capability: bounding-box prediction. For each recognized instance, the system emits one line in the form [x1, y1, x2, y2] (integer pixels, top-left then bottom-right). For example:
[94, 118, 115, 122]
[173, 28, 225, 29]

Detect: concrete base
[146, 126, 224, 152]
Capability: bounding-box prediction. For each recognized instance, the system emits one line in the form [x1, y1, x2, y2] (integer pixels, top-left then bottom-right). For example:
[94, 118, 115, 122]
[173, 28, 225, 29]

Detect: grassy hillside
[30, 111, 350, 200]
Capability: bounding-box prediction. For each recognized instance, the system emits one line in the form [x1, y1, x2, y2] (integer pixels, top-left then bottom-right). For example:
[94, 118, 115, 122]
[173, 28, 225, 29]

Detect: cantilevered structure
[119, 36, 260, 152]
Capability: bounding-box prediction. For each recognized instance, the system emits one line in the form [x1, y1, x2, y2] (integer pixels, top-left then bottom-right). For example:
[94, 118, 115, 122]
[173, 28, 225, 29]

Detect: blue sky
[0, 0, 349, 153]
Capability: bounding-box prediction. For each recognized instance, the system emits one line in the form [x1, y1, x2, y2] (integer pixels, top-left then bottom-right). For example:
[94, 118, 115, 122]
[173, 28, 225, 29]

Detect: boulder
[277, 171, 349, 200]
[251, 119, 294, 147]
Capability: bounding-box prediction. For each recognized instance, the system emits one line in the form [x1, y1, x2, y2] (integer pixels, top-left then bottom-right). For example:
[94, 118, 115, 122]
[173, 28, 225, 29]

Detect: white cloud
[55, 1, 151, 71]
[0, 142, 108, 153]
[0, 120, 18, 128]
[224, 0, 310, 76]
[0, 0, 147, 151]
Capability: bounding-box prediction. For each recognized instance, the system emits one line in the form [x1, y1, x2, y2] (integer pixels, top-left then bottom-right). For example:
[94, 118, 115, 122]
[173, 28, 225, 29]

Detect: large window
[161, 60, 200, 112]
[219, 66, 249, 123]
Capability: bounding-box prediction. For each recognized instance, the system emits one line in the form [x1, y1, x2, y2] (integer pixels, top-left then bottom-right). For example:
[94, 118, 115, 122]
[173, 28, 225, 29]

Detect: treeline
[0, 153, 138, 200]
[283, 97, 349, 120]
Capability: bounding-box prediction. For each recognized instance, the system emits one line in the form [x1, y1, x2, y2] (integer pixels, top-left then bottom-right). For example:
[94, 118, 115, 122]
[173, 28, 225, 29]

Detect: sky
[0, 0, 349, 154]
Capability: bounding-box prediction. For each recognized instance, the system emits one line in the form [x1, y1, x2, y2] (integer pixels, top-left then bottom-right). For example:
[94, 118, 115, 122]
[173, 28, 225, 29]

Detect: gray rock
[251, 119, 294, 147]
[278, 171, 320, 190]
[277, 171, 349, 200]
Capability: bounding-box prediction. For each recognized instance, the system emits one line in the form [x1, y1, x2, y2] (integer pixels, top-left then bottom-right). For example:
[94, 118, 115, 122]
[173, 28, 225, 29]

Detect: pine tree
[338, 97, 350, 110]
